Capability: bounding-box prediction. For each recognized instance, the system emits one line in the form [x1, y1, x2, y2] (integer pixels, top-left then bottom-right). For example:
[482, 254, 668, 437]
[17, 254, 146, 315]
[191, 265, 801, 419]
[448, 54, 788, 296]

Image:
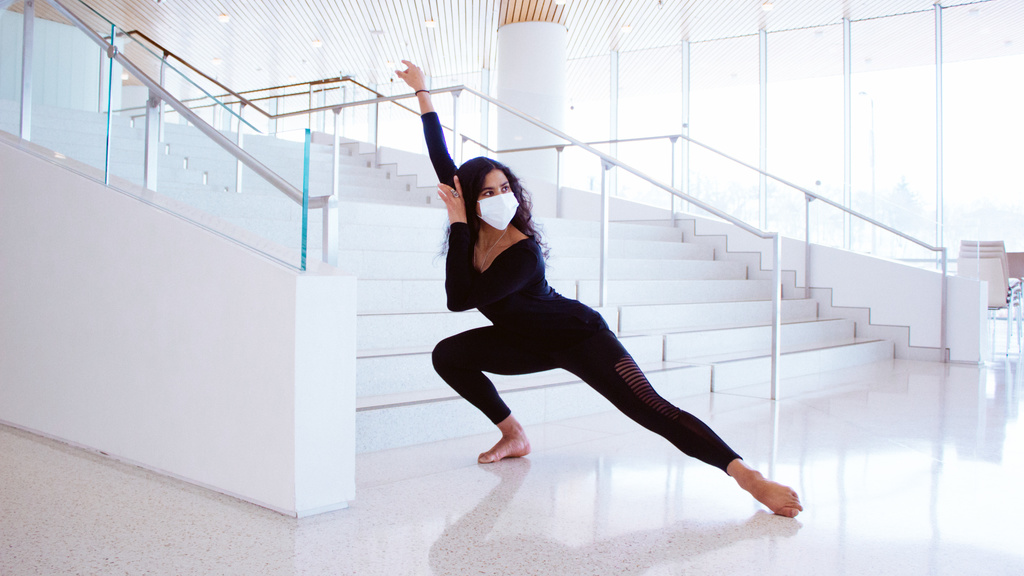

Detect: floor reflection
[428, 458, 800, 576]
[2, 355, 1022, 575]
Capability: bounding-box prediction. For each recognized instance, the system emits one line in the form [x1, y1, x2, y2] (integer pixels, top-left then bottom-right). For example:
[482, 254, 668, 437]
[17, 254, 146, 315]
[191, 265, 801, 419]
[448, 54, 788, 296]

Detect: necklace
[477, 227, 509, 271]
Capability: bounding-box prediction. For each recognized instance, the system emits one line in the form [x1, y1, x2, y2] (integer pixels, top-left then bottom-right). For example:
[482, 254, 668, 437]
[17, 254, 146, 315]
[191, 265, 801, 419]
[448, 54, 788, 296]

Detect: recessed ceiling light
[762, 2, 774, 11]
[121, 70, 129, 80]
[212, 57, 222, 66]
[371, 30, 385, 36]
[217, 13, 229, 23]
[621, 24, 633, 34]
[425, 19, 438, 28]
[312, 39, 322, 48]
[288, 75, 297, 82]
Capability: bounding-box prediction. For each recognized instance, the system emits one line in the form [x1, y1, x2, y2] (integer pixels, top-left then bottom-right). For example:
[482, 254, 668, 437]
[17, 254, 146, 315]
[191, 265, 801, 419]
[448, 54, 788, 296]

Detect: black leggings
[432, 327, 741, 473]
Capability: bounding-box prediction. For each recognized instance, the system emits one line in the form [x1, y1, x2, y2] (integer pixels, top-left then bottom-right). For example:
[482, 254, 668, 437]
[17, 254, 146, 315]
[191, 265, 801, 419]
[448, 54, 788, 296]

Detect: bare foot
[478, 415, 531, 464]
[727, 460, 803, 518]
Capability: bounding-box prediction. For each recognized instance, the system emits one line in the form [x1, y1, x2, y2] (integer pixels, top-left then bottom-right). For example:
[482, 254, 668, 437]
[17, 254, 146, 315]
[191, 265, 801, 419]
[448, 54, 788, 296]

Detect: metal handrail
[315, 84, 949, 372]
[124, 30, 264, 114]
[460, 133, 684, 155]
[119, 33, 424, 124]
[283, 86, 774, 239]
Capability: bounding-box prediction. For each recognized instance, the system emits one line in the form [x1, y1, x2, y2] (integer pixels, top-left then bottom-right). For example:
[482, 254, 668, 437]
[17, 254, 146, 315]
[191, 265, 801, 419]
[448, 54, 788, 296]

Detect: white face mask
[477, 193, 519, 230]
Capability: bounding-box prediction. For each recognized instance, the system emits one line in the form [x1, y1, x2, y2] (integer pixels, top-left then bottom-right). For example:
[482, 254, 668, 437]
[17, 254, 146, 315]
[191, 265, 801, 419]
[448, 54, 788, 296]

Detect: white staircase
[346, 203, 893, 453]
[2, 100, 895, 454]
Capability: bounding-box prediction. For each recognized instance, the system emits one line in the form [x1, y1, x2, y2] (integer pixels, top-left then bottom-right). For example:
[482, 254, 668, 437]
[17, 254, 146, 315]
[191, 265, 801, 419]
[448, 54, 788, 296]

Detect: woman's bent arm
[445, 224, 539, 311]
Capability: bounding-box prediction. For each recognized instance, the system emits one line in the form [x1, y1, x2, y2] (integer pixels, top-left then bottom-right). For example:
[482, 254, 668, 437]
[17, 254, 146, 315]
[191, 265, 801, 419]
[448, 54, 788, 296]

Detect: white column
[496, 22, 567, 185]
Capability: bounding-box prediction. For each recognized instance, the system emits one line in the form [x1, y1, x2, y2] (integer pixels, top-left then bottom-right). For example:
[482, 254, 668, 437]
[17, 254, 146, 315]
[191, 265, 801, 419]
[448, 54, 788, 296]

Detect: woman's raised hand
[396, 60, 434, 115]
[395, 60, 427, 91]
[437, 176, 468, 225]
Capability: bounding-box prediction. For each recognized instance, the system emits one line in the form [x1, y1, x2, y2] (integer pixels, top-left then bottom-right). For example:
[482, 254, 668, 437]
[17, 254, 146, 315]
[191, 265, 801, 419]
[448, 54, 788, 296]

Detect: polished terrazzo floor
[2, 347, 1022, 575]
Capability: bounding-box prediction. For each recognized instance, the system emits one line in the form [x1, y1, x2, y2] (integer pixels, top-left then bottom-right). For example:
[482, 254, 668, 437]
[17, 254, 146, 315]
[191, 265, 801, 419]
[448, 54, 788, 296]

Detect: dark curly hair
[441, 156, 548, 260]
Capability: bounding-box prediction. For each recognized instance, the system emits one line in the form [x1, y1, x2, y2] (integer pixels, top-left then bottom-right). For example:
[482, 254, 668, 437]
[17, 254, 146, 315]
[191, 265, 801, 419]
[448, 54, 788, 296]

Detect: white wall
[0, 138, 356, 517]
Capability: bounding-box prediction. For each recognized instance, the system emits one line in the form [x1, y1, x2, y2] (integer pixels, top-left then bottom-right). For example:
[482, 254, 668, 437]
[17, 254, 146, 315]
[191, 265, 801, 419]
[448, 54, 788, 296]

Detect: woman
[396, 61, 802, 518]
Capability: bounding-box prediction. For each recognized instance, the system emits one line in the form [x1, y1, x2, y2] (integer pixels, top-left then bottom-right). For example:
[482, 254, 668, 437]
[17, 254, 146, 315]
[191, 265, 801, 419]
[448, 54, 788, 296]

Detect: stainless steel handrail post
[670, 136, 678, 226]
[307, 83, 314, 131]
[158, 52, 167, 143]
[102, 35, 114, 186]
[770, 233, 782, 400]
[144, 91, 160, 191]
[19, 0, 34, 141]
[323, 108, 341, 266]
[805, 194, 813, 299]
[599, 160, 613, 308]
[235, 103, 245, 195]
[940, 247, 948, 361]
[452, 90, 462, 165]
[372, 100, 379, 168]
[555, 146, 563, 218]
[322, 196, 338, 267]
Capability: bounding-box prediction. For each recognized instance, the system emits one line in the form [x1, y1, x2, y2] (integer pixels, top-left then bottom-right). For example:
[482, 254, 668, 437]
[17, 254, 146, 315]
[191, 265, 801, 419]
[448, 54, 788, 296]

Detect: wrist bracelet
[415, 89, 430, 95]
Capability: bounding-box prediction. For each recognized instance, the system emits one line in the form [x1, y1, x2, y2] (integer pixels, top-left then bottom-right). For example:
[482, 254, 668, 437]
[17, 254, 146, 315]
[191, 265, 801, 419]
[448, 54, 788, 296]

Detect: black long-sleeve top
[422, 112, 609, 349]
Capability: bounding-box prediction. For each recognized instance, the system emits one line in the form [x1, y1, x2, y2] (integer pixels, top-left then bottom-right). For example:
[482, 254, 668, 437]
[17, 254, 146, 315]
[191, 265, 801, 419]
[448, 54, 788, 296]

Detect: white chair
[958, 241, 1022, 354]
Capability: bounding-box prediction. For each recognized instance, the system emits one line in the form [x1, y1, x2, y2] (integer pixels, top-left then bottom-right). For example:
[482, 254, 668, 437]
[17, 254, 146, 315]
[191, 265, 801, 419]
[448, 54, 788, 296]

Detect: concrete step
[664, 318, 856, 359]
[709, 339, 895, 391]
[618, 299, 819, 334]
[338, 249, 749, 282]
[334, 223, 714, 262]
[355, 278, 581, 314]
[357, 307, 620, 352]
[356, 333, 664, 399]
[354, 360, 712, 453]
[352, 277, 770, 313]
[576, 279, 770, 307]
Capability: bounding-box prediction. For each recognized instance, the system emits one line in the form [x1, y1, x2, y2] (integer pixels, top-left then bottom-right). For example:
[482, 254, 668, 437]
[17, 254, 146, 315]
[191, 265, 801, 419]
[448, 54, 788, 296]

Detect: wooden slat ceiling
[13, 0, 1024, 98]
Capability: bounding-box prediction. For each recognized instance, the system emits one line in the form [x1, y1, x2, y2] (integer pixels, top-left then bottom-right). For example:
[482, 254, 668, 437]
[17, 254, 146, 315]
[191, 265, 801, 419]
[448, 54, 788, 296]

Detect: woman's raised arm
[396, 60, 456, 186]
[396, 60, 435, 116]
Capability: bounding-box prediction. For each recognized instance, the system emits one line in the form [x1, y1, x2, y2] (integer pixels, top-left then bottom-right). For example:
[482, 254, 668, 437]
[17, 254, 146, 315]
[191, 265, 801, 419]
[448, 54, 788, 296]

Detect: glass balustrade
[0, 1, 23, 135]
[2, 0, 315, 271]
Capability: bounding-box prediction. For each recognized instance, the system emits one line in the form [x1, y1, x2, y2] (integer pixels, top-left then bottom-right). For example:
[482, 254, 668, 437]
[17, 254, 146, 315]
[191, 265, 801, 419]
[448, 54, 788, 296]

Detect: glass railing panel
[21, 1, 316, 271]
[0, 1, 24, 135]
[24, 4, 112, 177]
